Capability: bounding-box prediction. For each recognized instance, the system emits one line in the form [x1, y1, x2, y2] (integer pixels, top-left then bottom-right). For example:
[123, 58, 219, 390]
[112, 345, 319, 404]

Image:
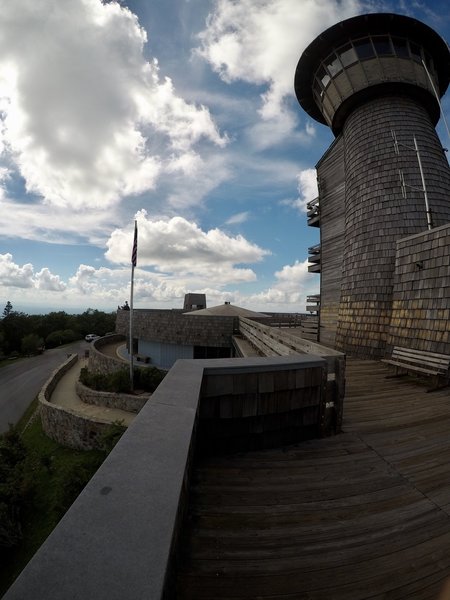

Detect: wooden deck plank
[176, 359, 450, 599]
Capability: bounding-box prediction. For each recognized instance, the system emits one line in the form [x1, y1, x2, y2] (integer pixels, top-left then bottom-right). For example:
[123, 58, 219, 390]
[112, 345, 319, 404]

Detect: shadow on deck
[177, 359, 450, 599]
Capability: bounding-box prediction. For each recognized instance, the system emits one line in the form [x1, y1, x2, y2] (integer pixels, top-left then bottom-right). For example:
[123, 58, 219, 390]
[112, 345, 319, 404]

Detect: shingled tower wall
[295, 13, 450, 358]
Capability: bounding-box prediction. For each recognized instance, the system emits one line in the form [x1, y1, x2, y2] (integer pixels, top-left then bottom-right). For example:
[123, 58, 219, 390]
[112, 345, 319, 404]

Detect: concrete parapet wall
[39, 354, 117, 451]
[76, 381, 150, 413]
[387, 223, 450, 355]
[7, 355, 332, 600]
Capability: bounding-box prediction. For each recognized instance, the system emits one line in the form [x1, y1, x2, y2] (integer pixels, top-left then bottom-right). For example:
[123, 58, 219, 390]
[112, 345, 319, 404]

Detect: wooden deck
[176, 359, 450, 599]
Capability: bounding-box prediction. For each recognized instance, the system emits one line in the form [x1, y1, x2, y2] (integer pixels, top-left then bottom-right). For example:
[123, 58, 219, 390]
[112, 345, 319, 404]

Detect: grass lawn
[0, 401, 110, 596]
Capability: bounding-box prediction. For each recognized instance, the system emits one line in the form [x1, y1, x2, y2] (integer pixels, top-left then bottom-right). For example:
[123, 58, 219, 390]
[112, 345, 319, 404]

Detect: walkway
[177, 359, 450, 599]
[49, 356, 135, 426]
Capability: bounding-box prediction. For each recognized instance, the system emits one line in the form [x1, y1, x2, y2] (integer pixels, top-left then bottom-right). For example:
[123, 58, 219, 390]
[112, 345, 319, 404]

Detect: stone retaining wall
[39, 353, 121, 451]
[76, 381, 150, 413]
[88, 334, 127, 375]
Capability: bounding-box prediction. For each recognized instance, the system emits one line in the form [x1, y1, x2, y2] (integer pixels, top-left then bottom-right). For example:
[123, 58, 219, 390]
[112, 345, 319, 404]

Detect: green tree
[1, 311, 29, 355]
[45, 329, 77, 348]
[2, 301, 13, 319]
[21, 334, 44, 356]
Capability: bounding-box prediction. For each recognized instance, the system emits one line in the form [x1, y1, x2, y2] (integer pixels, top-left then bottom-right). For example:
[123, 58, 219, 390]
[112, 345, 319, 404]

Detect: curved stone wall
[39, 353, 122, 451]
[88, 334, 127, 375]
[76, 381, 149, 413]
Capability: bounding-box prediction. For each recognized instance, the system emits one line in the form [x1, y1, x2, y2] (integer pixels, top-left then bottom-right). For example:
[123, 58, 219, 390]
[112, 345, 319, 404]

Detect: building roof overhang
[295, 12, 450, 126]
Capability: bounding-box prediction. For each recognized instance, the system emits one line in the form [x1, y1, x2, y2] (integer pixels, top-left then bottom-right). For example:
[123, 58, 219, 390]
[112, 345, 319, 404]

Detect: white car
[85, 333, 98, 342]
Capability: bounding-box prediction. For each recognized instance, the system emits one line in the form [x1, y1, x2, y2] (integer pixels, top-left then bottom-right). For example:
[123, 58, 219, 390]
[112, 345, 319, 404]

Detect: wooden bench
[381, 346, 450, 392]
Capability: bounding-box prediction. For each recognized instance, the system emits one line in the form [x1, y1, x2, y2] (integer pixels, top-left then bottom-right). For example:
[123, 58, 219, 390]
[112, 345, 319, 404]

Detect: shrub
[99, 420, 126, 454]
[45, 329, 78, 348]
[0, 428, 35, 549]
[79, 367, 166, 393]
[135, 367, 166, 392]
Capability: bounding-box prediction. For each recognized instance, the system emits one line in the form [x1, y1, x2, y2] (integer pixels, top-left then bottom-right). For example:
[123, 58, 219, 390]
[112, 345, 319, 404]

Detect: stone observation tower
[295, 13, 450, 358]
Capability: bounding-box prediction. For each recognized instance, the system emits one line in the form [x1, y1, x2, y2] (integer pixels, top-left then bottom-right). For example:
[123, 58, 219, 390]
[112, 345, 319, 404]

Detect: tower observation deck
[295, 13, 450, 359]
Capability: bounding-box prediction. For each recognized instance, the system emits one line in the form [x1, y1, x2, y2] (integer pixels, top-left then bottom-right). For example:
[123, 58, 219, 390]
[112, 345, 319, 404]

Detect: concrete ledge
[6, 359, 203, 600]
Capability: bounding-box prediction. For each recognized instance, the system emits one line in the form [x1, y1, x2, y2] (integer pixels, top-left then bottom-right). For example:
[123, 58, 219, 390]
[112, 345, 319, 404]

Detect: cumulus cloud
[232, 259, 318, 309]
[0, 253, 65, 290]
[0, 0, 227, 210]
[282, 168, 318, 213]
[197, 0, 362, 127]
[34, 268, 67, 292]
[105, 211, 270, 282]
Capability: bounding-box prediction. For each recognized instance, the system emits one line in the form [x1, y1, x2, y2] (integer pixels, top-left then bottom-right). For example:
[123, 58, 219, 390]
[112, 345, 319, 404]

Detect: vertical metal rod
[422, 59, 450, 142]
[129, 263, 134, 391]
[414, 136, 433, 230]
[129, 219, 137, 392]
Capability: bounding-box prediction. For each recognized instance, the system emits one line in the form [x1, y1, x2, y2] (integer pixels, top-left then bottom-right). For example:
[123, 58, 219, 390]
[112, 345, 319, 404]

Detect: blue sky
[0, 0, 449, 314]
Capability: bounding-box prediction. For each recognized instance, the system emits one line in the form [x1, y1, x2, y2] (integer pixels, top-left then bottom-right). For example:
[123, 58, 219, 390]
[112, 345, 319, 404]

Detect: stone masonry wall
[88, 334, 127, 375]
[76, 381, 149, 413]
[116, 309, 235, 347]
[39, 354, 114, 450]
[387, 223, 450, 355]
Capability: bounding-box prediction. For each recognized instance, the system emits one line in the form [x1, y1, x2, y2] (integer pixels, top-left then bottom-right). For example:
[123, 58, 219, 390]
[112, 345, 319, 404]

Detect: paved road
[0, 341, 88, 433]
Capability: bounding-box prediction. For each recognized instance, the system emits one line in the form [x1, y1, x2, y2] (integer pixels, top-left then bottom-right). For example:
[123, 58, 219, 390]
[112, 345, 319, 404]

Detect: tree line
[0, 302, 116, 358]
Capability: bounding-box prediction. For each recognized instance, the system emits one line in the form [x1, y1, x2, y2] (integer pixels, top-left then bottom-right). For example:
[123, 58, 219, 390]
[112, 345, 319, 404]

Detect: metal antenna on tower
[391, 130, 433, 230]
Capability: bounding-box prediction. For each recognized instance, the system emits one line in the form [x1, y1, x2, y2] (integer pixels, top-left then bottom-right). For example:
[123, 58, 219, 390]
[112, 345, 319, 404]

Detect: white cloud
[0, 252, 319, 314]
[0, 254, 34, 288]
[34, 268, 67, 292]
[105, 211, 270, 283]
[225, 211, 250, 225]
[197, 0, 362, 129]
[0, 195, 120, 245]
[228, 259, 318, 310]
[0, 0, 227, 210]
[282, 168, 318, 213]
[0, 253, 65, 290]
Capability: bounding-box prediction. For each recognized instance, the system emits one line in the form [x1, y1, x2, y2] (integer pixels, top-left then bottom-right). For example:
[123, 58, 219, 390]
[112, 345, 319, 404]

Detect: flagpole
[129, 220, 138, 392]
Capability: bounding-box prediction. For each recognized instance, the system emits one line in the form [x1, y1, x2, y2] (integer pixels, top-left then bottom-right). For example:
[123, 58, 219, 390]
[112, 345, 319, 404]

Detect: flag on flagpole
[131, 220, 138, 267]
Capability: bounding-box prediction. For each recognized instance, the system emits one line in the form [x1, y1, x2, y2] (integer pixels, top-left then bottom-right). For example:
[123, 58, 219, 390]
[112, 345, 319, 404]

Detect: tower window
[339, 43, 357, 67]
[325, 52, 343, 77]
[392, 37, 409, 58]
[354, 38, 375, 60]
[316, 66, 330, 88]
[372, 36, 393, 56]
[409, 42, 422, 62]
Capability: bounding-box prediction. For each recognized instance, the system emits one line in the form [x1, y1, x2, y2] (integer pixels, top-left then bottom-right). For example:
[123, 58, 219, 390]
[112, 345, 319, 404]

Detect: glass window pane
[316, 66, 330, 88]
[392, 37, 409, 58]
[424, 51, 433, 70]
[325, 53, 342, 77]
[373, 36, 392, 56]
[354, 38, 375, 60]
[409, 42, 422, 62]
[339, 43, 357, 67]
